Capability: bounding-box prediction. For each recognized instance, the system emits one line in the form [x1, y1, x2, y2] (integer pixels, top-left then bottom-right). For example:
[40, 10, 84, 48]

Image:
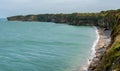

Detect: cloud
[0, 0, 120, 17]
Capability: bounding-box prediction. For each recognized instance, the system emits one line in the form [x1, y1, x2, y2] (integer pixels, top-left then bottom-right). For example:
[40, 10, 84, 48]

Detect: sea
[0, 20, 97, 71]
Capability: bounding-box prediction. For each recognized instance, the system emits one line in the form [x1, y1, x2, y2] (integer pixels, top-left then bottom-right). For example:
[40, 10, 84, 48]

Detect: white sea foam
[89, 26, 100, 65]
[91, 26, 99, 60]
[81, 26, 100, 71]
[88, 26, 100, 64]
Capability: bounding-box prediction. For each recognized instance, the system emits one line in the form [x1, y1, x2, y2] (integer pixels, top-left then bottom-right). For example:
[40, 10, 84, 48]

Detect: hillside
[93, 10, 120, 71]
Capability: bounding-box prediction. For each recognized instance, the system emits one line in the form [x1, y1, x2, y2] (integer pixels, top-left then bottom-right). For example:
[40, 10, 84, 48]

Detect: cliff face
[94, 10, 120, 71]
[8, 11, 118, 29]
[7, 13, 102, 26]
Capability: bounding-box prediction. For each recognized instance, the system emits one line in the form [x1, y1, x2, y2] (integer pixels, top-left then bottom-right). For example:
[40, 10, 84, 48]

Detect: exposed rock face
[7, 13, 101, 26]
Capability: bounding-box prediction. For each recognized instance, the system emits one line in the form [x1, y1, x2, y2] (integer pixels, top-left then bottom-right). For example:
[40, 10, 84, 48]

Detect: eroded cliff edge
[7, 9, 120, 71]
[92, 10, 120, 71]
[87, 9, 120, 71]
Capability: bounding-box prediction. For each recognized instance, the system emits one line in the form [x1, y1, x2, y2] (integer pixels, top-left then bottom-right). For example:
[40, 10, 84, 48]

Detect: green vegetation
[7, 9, 120, 29]
[7, 13, 101, 26]
[95, 10, 120, 71]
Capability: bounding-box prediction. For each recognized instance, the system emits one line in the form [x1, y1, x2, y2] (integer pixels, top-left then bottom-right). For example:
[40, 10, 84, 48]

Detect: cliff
[7, 13, 102, 26]
[7, 9, 120, 71]
[93, 10, 120, 71]
[7, 10, 118, 29]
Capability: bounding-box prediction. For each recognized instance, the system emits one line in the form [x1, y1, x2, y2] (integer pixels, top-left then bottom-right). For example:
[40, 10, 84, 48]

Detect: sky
[0, 0, 120, 17]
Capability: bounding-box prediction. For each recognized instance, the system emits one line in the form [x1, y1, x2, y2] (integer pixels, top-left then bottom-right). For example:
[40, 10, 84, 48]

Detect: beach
[88, 27, 111, 71]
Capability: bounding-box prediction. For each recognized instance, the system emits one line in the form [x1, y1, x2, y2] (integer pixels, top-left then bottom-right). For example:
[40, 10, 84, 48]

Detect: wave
[81, 26, 100, 71]
[90, 26, 100, 62]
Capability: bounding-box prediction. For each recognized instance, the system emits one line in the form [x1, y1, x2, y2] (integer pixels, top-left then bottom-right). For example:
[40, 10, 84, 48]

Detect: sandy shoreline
[88, 27, 111, 71]
[79, 26, 111, 71]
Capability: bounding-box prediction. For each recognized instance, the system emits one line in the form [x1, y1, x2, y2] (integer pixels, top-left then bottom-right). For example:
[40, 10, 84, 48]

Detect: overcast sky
[0, 0, 120, 17]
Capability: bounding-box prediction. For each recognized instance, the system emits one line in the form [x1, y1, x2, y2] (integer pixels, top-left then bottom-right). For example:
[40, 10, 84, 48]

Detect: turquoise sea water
[0, 21, 96, 71]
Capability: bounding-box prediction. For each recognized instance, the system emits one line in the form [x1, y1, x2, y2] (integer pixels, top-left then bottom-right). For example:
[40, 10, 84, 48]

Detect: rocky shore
[88, 27, 111, 71]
